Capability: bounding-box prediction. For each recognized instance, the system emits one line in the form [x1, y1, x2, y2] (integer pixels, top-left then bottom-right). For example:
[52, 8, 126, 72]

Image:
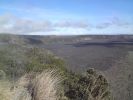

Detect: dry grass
[0, 80, 12, 100]
[32, 70, 61, 100]
[0, 79, 31, 100]
[0, 69, 61, 100]
[12, 87, 31, 100]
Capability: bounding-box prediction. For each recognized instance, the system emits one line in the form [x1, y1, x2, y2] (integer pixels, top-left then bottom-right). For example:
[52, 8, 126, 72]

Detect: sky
[0, 0, 133, 35]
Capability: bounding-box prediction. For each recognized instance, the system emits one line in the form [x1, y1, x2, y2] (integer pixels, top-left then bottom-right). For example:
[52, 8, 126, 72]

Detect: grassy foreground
[0, 69, 111, 100]
[0, 70, 61, 100]
[0, 42, 111, 100]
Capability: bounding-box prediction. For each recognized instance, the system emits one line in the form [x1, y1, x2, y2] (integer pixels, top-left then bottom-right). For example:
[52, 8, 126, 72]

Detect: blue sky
[0, 0, 133, 35]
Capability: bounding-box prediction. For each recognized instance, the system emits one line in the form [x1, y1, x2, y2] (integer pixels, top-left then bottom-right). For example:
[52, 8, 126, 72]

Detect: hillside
[0, 34, 133, 100]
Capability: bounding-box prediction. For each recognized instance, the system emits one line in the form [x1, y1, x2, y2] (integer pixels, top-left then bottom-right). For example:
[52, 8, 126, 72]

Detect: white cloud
[0, 14, 132, 35]
[0, 14, 55, 34]
[0, 14, 91, 35]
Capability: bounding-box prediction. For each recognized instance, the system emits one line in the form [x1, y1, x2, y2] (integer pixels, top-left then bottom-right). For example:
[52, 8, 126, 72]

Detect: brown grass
[32, 70, 61, 100]
[0, 80, 12, 100]
[12, 87, 31, 100]
[0, 69, 61, 100]
[0, 79, 32, 100]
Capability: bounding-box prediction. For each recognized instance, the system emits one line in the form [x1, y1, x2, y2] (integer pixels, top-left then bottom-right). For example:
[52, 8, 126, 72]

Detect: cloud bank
[0, 14, 132, 35]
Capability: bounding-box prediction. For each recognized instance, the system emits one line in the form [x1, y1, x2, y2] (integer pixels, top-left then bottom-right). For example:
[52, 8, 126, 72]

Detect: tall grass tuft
[0, 69, 61, 100]
[32, 70, 61, 100]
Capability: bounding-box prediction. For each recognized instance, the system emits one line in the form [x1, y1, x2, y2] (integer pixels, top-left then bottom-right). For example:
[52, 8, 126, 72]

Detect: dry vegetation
[0, 69, 111, 100]
[0, 70, 62, 100]
[0, 80, 12, 100]
[32, 70, 61, 100]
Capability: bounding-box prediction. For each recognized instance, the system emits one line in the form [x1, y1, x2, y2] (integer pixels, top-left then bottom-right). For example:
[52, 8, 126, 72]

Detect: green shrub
[0, 47, 67, 79]
[62, 68, 111, 100]
[25, 47, 67, 73]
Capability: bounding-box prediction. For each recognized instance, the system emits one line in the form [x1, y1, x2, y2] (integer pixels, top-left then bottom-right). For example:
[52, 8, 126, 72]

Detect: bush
[62, 68, 111, 100]
[0, 47, 67, 80]
[25, 47, 66, 73]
